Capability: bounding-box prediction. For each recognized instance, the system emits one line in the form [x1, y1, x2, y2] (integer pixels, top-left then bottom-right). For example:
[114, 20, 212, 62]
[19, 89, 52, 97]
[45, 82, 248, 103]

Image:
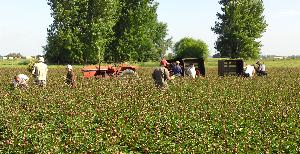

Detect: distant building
[288, 55, 300, 59]
[274, 56, 287, 60]
[261, 55, 289, 59]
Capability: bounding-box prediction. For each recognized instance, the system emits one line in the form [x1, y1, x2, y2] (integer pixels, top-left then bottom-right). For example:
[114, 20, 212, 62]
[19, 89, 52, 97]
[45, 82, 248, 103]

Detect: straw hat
[38, 57, 44, 62]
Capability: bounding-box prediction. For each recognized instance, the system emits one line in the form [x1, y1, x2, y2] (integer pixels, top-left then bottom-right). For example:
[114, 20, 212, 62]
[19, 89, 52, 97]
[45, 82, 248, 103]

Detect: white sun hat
[66, 64, 72, 70]
[38, 57, 44, 62]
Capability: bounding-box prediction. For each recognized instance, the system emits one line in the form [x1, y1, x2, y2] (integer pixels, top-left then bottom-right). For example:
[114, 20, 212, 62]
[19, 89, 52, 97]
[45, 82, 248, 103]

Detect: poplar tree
[45, 0, 169, 64]
[45, 0, 119, 64]
[212, 0, 268, 59]
[106, 0, 170, 62]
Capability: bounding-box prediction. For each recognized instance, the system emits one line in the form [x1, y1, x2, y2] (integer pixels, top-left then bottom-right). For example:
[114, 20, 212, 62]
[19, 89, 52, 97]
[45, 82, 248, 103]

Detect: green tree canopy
[45, 0, 119, 64]
[106, 0, 170, 63]
[174, 37, 209, 59]
[212, 0, 268, 59]
[45, 0, 169, 64]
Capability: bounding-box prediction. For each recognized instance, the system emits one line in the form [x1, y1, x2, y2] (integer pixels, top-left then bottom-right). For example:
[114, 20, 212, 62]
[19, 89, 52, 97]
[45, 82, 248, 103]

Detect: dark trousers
[257, 71, 267, 76]
[242, 72, 250, 78]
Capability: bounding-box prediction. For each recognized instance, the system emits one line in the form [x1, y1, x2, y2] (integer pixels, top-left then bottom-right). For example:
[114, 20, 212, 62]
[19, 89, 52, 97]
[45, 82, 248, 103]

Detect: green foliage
[17, 60, 31, 66]
[165, 52, 175, 60]
[26, 59, 38, 73]
[0, 66, 300, 153]
[45, 0, 169, 64]
[106, 0, 170, 63]
[45, 0, 119, 64]
[174, 37, 209, 59]
[83, 0, 120, 64]
[212, 0, 268, 59]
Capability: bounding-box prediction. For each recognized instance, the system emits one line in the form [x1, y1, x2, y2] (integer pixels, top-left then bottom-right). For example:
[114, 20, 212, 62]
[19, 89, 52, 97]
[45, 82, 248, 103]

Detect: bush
[174, 37, 209, 59]
[27, 59, 38, 73]
[18, 59, 31, 65]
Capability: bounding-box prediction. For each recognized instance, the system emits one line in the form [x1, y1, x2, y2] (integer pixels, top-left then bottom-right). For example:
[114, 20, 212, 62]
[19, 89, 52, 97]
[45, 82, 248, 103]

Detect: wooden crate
[218, 59, 244, 76]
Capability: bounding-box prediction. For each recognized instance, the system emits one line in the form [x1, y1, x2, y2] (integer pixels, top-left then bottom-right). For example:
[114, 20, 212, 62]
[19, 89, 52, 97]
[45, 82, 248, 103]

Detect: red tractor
[81, 63, 138, 78]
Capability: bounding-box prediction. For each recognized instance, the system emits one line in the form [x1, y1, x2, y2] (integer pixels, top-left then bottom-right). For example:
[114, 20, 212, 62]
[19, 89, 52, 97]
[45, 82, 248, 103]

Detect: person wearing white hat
[65, 64, 76, 88]
[32, 57, 48, 87]
[172, 61, 183, 77]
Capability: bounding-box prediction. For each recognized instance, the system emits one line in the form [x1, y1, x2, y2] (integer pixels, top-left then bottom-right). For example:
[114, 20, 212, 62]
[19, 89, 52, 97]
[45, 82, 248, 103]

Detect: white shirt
[186, 66, 196, 78]
[18, 74, 29, 80]
[32, 62, 48, 81]
[259, 64, 266, 72]
[245, 65, 255, 77]
[13, 74, 29, 87]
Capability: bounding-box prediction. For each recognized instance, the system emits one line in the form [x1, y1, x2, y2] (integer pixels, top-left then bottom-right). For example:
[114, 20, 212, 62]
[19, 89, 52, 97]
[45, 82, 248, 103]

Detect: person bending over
[13, 74, 29, 88]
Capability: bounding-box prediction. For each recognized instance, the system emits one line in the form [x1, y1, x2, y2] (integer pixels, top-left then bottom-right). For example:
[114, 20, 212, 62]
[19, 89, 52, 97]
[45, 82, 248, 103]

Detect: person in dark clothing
[66, 65, 77, 88]
[256, 61, 267, 76]
[152, 60, 174, 89]
[172, 61, 182, 77]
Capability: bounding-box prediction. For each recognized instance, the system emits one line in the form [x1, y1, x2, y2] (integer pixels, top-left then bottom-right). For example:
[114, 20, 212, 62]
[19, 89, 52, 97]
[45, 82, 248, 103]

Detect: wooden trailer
[218, 59, 244, 76]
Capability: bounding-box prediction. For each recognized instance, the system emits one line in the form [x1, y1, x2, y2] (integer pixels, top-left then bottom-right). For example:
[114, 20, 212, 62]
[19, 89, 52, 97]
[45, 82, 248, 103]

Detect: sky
[0, 0, 299, 57]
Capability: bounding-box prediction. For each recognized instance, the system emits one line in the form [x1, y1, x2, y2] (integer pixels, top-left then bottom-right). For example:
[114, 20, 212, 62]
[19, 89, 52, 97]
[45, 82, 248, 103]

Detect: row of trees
[5, 53, 24, 58]
[44, 0, 171, 64]
[44, 0, 267, 64]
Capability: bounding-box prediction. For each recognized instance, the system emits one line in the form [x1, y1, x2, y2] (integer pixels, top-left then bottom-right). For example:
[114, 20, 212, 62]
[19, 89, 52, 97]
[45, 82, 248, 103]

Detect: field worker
[65, 64, 77, 88]
[172, 61, 183, 77]
[152, 60, 174, 89]
[244, 64, 256, 78]
[160, 57, 169, 66]
[256, 61, 267, 76]
[13, 74, 29, 88]
[32, 57, 48, 87]
[186, 63, 196, 78]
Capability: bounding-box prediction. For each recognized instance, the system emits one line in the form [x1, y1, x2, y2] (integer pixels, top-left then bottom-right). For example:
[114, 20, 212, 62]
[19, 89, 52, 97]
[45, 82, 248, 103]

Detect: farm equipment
[81, 63, 138, 78]
[167, 58, 206, 77]
[218, 59, 244, 76]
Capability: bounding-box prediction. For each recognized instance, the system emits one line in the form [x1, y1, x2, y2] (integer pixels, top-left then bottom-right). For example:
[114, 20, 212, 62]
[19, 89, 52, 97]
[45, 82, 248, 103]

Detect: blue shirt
[172, 65, 182, 75]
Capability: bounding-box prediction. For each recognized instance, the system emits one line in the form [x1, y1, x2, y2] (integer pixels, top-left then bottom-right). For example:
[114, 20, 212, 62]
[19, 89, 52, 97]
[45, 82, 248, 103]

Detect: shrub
[174, 37, 209, 59]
